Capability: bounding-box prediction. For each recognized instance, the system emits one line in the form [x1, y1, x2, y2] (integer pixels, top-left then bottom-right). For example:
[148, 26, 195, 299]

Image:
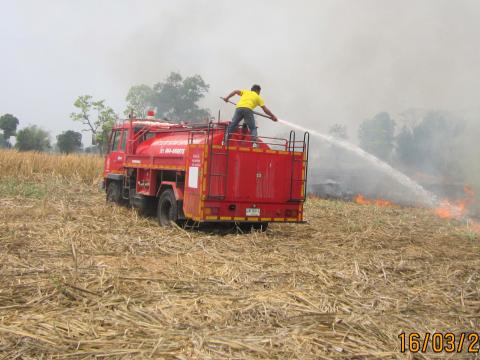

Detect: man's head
[251, 84, 261, 94]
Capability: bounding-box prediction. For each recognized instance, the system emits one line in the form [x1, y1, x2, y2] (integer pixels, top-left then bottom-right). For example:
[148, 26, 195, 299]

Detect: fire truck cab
[103, 117, 309, 230]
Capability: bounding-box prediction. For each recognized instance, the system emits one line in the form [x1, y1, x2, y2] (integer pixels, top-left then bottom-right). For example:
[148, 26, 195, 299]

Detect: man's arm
[222, 90, 242, 102]
[261, 105, 278, 121]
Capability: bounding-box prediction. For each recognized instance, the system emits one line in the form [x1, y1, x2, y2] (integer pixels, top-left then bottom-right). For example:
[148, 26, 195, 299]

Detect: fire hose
[220, 97, 275, 120]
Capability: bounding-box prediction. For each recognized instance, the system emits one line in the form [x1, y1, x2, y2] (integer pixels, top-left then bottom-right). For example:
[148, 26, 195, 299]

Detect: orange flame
[355, 194, 392, 207]
[434, 186, 474, 220]
[434, 200, 466, 219]
[434, 185, 480, 234]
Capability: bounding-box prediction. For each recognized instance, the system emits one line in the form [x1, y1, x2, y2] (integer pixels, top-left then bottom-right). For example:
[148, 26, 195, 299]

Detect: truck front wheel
[157, 189, 178, 227]
[106, 181, 123, 204]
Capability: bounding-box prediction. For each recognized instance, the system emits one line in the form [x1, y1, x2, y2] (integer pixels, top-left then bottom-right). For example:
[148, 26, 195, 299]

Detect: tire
[106, 181, 123, 204]
[157, 189, 178, 227]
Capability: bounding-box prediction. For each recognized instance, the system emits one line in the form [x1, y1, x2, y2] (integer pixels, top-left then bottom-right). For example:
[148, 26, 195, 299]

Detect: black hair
[251, 84, 261, 93]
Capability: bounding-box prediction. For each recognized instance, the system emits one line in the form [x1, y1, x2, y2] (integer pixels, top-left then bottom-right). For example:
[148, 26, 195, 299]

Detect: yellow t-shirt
[236, 90, 265, 110]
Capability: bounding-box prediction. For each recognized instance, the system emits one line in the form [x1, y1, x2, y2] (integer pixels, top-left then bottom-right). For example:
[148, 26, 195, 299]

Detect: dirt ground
[0, 175, 479, 359]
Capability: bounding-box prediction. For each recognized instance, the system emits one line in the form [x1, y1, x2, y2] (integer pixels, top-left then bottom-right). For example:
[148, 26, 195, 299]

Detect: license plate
[246, 208, 260, 216]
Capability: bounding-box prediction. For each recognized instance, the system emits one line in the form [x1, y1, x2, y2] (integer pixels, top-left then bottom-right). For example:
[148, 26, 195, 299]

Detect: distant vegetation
[328, 123, 348, 140]
[70, 95, 117, 154]
[15, 125, 51, 152]
[125, 72, 210, 122]
[357, 110, 480, 195]
[0, 113, 19, 148]
[358, 112, 396, 162]
[0, 71, 209, 155]
[57, 130, 82, 154]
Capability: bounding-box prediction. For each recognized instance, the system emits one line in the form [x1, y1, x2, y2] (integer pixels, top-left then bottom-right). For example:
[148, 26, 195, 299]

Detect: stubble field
[0, 150, 479, 359]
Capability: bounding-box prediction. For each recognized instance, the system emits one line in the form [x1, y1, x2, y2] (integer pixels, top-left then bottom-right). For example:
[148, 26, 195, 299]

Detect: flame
[434, 186, 474, 220]
[355, 194, 368, 205]
[434, 200, 466, 219]
[355, 194, 392, 207]
[434, 185, 480, 234]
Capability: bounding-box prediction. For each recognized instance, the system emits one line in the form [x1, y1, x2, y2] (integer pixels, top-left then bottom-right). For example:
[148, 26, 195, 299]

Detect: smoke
[3, 1, 480, 129]
[79, 0, 480, 134]
[1, 0, 480, 204]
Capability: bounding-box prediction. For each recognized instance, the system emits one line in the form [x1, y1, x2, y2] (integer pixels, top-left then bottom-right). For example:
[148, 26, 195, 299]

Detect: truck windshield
[121, 129, 129, 151]
[111, 130, 120, 151]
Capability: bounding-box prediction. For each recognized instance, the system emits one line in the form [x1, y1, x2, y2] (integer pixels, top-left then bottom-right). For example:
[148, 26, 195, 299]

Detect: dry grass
[0, 150, 103, 184]
[0, 150, 479, 359]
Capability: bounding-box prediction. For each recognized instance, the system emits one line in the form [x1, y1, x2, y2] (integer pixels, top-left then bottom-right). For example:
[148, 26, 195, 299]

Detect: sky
[1, 0, 480, 144]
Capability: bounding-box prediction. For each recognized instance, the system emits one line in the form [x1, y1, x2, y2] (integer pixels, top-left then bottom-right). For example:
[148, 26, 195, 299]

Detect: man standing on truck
[222, 85, 278, 145]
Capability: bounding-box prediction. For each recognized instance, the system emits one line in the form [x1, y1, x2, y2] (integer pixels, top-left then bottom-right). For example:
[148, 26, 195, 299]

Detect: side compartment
[183, 145, 207, 220]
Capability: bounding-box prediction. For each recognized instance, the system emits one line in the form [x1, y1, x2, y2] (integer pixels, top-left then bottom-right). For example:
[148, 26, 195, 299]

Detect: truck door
[183, 144, 205, 220]
[105, 129, 124, 174]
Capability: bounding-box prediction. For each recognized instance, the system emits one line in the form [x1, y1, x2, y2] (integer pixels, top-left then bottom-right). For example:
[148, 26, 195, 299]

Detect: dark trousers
[224, 107, 257, 143]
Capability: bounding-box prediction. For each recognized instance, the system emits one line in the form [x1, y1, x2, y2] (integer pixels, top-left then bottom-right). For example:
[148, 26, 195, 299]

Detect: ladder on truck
[288, 130, 310, 202]
[206, 122, 229, 200]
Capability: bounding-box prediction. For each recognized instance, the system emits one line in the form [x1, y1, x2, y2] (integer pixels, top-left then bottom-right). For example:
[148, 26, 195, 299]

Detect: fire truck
[103, 114, 309, 230]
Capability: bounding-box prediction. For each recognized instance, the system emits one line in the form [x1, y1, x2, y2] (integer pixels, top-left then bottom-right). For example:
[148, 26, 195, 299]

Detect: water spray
[221, 97, 440, 208]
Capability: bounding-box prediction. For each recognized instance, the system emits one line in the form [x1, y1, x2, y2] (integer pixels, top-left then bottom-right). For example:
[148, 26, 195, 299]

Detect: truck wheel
[106, 181, 122, 204]
[157, 189, 177, 227]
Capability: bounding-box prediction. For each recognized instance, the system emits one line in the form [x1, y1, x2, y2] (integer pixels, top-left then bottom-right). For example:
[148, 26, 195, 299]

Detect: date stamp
[399, 332, 479, 353]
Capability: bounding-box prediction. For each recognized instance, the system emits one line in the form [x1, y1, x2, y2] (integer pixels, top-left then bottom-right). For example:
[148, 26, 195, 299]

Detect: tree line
[327, 110, 477, 186]
[0, 72, 210, 154]
[0, 115, 83, 154]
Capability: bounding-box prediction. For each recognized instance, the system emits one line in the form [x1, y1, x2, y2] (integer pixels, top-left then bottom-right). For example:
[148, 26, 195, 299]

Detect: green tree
[124, 84, 155, 118]
[328, 123, 348, 139]
[358, 112, 396, 161]
[151, 72, 210, 122]
[0, 113, 19, 147]
[56, 130, 82, 154]
[410, 111, 464, 177]
[70, 95, 117, 153]
[15, 126, 50, 152]
[395, 125, 416, 166]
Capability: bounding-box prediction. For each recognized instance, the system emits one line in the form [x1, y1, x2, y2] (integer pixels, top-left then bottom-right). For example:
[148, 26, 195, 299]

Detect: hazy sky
[1, 0, 479, 143]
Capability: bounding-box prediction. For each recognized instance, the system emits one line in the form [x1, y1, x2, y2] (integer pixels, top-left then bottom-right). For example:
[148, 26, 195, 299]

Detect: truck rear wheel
[157, 189, 178, 227]
[106, 181, 123, 204]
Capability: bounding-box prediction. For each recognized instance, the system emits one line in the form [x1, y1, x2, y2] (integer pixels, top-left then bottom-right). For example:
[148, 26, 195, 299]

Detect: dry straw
[0, 149, 103, 184]
[0, 150, 478, 359]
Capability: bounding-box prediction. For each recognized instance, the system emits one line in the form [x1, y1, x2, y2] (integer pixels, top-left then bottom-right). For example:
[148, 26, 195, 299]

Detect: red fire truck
[103, 115, 309, 230]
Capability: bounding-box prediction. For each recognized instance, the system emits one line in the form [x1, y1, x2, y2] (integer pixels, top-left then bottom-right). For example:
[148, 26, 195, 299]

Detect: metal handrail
[303, 132, 310, 201]
[227, 138, 288, 150]
[188, 129, 207, 145]
[289, 130, 296, 200]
